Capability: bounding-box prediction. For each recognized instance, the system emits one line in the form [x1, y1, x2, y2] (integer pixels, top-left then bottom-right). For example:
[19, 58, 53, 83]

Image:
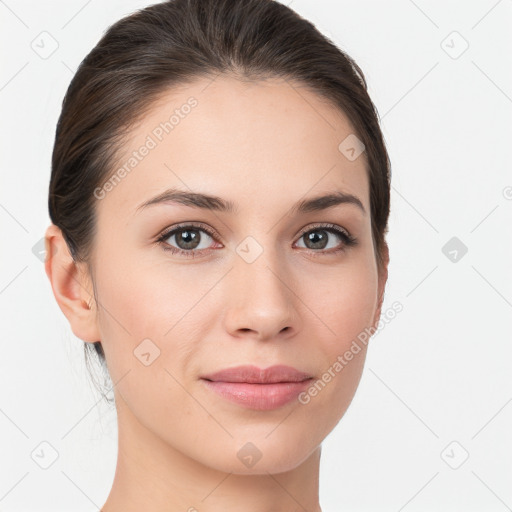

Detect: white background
[1, 0, 511, 510]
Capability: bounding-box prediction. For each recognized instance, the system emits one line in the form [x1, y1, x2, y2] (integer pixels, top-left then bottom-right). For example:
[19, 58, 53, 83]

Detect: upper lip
[201, 364, 313, 384]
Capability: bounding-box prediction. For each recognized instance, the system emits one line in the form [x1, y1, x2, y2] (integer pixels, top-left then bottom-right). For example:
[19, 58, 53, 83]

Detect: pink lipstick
[201, 364, 313, 410]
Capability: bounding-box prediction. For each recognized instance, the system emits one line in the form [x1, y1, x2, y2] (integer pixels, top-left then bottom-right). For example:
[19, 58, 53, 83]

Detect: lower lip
[201, 379, 312, 410]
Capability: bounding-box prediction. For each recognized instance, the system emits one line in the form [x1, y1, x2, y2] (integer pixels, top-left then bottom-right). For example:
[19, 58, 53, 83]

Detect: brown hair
[48, 0, 391, 396]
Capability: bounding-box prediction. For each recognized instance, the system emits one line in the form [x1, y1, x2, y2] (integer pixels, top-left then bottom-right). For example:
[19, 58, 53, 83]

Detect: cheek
[303, 255, 378, 348]
[91, 252, 201, 414]
[92, 249, 217, 377]
[94, 260, 161, 339]
[94, 249, 190, 337]
[295, 260, 376, 438]
[296, 253, 377, 407]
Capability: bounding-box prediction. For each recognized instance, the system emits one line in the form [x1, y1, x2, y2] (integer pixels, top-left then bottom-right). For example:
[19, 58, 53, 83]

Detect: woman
[45, 0, 391, 510]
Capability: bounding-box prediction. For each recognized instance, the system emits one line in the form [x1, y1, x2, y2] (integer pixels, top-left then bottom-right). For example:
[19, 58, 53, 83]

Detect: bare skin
[45, 75, 388, 512]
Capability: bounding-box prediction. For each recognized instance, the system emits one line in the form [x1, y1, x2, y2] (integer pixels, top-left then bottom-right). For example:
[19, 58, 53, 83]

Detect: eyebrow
[135, 187, 366, 215]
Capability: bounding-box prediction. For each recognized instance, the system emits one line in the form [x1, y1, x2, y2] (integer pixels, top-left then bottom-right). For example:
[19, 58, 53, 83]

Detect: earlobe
[44, 224, 101, 343]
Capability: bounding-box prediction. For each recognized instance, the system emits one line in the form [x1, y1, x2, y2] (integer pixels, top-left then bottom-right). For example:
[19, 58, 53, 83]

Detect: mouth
[200, 364, 313, 384]
[200, 364, 313, 410]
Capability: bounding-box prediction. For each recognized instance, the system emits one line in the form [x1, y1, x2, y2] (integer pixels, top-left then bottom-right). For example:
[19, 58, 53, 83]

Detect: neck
[101, 394, 323, 512]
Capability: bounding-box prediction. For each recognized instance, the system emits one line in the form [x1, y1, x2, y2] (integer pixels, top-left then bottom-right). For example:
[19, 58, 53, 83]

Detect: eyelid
[156, 221, 220, 243]
[296, 222, 351, 239]
[157, 221, 352, 240]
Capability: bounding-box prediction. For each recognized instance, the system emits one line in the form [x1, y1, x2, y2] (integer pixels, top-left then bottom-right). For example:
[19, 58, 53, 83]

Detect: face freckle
[88, 74, 383, 477]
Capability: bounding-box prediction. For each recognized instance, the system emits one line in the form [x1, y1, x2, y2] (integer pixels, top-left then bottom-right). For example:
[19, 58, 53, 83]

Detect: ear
[44, 224, 101, 343]
[371, 241, 390, 330]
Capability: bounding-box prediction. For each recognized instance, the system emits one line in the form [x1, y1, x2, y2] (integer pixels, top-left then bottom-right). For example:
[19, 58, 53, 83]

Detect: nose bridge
[224, 235, 300, 338]
[235, 236, 290, 303]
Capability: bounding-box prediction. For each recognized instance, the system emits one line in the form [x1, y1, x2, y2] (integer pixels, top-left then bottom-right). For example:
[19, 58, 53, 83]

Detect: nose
[222, 247, 302, 341]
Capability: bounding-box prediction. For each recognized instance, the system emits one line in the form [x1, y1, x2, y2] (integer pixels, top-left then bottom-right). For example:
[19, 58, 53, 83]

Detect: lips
[201, 364, 312, 384]
[200, 364, 314, 411]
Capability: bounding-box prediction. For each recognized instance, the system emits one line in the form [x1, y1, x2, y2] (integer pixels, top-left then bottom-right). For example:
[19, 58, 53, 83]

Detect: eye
[156, 222, 357, 258]
[156, 222, 220, 258]
[294, 223, 357, 255]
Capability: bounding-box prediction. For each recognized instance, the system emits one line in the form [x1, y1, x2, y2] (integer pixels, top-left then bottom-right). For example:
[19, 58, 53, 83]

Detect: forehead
[96, 75, 369, 218]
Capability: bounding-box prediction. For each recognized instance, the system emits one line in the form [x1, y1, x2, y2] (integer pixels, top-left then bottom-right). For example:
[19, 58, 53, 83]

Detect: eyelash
[155, 221, 358, 259]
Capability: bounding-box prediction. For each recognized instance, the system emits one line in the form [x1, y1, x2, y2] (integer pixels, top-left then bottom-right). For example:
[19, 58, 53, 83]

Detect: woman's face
[86, 75, 387, 474]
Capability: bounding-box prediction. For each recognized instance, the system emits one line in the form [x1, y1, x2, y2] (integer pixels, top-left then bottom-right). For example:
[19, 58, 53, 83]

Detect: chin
[195, 435, 317, 476]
